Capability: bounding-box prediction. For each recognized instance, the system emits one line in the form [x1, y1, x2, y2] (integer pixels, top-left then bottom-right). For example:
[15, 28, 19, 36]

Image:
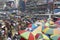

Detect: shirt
[7, 37, 12, 40]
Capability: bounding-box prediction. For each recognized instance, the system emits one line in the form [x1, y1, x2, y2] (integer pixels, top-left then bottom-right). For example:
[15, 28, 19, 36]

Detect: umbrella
[35, 33, 50, 40]
[42, 34, 50, 40]
[43, 28, 54, 34]
[20, 31, 34, 40]
[32, 24, 37, 30]
[18, 30, 27, 35]
[45, 22, 50, 27]
[54, 29, 60, 34]
[32, 26, 42, 36]
[35, 33, 43, 39]
[50, 20, 54, 25]
[51, 35, 60, 40]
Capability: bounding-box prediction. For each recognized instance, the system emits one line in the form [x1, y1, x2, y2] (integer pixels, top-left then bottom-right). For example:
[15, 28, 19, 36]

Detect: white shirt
[7, 37, 12, 40]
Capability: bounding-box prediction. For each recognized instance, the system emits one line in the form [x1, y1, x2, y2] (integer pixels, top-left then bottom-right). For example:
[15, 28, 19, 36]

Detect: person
[25, 22, 32, 31]
[7, 30, 12, 39]
[13, 32, 20, 40]
[7, 37, 12, 40]
[0, 30, 2, 40]
[17, 24, 22, 31]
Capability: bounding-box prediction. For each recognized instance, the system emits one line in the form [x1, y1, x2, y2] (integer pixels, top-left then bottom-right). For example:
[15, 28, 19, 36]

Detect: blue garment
[19, 0, 26, 12]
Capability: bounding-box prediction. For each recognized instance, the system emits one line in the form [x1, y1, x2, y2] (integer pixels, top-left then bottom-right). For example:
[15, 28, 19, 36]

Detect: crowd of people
[0, 15, 37, 40]
[0, 15, 60, 40]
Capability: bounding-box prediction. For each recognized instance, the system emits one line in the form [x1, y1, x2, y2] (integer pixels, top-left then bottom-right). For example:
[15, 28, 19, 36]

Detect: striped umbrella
[54, 29, 60, 35]
[42, 34, 50, 40]
[32, 26, 42, 36]
[31, 26, 50, 40]
[50, 20, 54, 25]
[45, 22, 50, 27]
[20, 31, 34, 40]
[35, 33, 50, 40]
[51, 35, 60, 40]
[18, 30, 27, 35]
[43, 28, 54, 35]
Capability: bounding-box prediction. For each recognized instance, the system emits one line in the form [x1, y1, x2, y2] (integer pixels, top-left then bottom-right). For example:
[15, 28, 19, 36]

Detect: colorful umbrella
[43, 28, 54, 34]
[20, 31, 34, 40]
[45, 22, 50, 27]
[50, 20, 54, 25]
[35, 33, 43, 39]
[35, 33, 50, 40]
[42, 34, 50, 40]
[32, 24, 37, 30]
[54, 29, 60, 35]
[32, 26, 42, 36]
[51, 35, 60, 40]
[18, 30, 27, 35]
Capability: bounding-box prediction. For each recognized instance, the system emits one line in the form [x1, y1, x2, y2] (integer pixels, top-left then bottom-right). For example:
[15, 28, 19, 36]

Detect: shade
[32, 26, 42, 36]
[20, 31, 34, 40]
